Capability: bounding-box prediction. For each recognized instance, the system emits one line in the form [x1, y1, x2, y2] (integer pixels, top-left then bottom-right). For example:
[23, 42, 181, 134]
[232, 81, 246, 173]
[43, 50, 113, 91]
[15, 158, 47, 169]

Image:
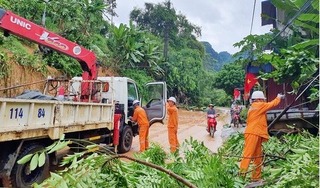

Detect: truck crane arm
[0, 8, 97, 100]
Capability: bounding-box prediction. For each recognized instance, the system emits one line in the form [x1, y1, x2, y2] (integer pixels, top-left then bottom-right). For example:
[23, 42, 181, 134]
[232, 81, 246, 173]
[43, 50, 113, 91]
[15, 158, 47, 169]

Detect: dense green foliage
[0, 0, 113, 76]
[107, 22, 164, 77]
[129, 1, 201, 60]
[0, 0, 318, 107]
[219, 131, 319, 187]
[262, 0, 319, 95]
[18, 131, 318, 187]
[0, 35, 47, 74]
[233, 0, 319, 100]
[0, 50, 9, 79]
[129, 1, 229, 106]
[212, 63, 245, 96]
[0, 0, 231, 107]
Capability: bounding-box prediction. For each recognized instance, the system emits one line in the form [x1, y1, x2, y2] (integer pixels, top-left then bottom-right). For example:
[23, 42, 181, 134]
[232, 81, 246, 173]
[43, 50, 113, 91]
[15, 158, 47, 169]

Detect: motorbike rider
[231, 103, 242, 126]
[207, 104, 217, 132]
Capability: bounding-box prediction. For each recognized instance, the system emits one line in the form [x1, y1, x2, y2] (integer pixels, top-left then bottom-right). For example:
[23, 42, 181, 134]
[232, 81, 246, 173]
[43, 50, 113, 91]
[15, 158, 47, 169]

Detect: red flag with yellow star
[244, 72, 257, 100]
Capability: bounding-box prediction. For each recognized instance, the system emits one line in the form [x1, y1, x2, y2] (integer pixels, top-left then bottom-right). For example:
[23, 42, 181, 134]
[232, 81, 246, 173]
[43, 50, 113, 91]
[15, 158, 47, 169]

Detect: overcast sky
[112, 0, 273, 55]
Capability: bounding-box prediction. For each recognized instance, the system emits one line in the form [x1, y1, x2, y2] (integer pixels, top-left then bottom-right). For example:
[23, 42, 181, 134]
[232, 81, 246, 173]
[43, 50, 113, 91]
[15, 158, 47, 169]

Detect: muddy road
[128, 107, 239, 155]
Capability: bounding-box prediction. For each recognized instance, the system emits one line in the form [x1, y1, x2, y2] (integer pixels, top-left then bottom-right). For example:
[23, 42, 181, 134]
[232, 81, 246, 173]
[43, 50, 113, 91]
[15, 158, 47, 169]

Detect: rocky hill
[202, 41, 233, 72]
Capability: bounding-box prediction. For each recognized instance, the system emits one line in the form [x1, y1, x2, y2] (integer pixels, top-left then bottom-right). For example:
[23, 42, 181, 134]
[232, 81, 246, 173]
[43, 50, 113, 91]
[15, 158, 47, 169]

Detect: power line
[249, 0, 257, 35]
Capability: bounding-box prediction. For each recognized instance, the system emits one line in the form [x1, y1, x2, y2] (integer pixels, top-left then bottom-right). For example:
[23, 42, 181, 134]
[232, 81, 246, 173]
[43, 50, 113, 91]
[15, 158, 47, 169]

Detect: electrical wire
[264, 0, 314, 50]
[249, 0, 257, 35]
[284, 6, 315, 34]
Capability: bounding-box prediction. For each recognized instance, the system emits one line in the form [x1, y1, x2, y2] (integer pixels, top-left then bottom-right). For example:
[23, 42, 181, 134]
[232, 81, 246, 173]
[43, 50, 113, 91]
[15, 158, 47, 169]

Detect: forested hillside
[0, 0, 240, 107]
[202, 41, 232, 71]
[0, 0, 317, 108]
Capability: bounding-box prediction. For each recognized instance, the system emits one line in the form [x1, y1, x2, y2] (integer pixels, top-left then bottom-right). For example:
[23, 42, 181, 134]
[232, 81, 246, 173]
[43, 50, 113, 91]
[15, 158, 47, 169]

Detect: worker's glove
[277, 93, 285, 99]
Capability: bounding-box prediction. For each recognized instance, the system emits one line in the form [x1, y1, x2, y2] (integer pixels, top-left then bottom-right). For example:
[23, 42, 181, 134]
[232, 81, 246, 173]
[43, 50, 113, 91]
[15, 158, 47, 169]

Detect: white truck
[0, 77, 167, 188]
[0, 8, 167, 187]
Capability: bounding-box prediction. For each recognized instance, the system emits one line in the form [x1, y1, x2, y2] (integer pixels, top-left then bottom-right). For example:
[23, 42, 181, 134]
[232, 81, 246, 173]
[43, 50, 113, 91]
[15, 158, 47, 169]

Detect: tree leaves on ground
[31, 131, 319, 187]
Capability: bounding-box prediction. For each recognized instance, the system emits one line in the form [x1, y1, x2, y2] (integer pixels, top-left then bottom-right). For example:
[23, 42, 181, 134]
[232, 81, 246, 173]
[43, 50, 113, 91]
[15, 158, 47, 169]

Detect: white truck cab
[70, 77, 167, 126]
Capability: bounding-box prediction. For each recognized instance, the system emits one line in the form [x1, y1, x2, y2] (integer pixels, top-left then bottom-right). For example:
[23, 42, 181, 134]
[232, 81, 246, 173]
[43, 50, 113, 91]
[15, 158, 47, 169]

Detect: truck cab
[70, 76, 167, 126]
[69, 77, 167, 152]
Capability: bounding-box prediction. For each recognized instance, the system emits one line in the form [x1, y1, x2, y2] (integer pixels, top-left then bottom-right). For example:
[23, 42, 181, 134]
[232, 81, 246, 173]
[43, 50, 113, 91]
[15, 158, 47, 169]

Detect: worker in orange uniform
[167, 97, 179, 153]
[239, 91, 284, 183]
[130, 100, 149, 152]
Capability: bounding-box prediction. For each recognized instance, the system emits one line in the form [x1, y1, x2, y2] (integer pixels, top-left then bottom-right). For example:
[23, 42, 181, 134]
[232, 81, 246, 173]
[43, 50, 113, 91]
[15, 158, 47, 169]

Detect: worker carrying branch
[239, 91, 285, 183]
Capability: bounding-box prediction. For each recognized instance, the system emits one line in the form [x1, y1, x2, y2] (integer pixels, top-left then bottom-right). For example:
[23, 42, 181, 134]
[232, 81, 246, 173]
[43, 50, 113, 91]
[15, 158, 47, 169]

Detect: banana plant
[107, 23, 164, 76]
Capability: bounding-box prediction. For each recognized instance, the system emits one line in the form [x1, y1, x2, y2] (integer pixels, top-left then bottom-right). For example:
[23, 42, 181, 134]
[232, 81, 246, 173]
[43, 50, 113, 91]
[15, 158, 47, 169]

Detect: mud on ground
[128, 107, 237, 156]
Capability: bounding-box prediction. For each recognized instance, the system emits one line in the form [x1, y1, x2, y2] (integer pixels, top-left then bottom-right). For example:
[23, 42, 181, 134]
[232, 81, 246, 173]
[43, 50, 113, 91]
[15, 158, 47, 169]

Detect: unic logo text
[10, 16, 31, 30]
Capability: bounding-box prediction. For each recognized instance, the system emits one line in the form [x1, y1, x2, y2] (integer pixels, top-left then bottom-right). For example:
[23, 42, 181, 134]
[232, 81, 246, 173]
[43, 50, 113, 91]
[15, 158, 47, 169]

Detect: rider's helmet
[208, 104, 214, 107]
[251, 91, 266, 100]
[132, 100, 140, 106]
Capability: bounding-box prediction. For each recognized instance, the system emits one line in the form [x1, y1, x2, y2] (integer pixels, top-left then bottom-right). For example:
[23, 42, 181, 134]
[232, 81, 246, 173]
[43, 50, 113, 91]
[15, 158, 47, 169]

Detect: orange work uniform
[132, 106, 149, 152]
[167, 103, 179, 153]
[240, 96, 281, 181]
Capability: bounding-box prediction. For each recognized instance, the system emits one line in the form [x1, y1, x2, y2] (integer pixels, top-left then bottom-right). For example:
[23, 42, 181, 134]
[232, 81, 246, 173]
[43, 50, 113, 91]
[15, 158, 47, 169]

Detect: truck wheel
[11, 143, 49, 188]
[118, 126, 133, 153]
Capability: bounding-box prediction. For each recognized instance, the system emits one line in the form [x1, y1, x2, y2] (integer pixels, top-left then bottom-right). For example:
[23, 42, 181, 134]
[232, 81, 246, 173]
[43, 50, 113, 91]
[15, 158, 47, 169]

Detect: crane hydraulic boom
[0, 8, 97, 100]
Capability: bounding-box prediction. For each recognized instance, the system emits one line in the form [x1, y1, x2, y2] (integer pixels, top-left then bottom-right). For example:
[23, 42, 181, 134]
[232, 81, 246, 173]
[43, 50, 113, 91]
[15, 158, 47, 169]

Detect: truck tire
[10, 143, 49, 188]
[118, 126, 133, 153]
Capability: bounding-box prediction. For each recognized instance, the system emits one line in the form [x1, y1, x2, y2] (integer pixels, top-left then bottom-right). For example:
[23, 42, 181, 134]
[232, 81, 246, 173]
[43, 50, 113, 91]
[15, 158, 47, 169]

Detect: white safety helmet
[168, 97, 177, 104]
[132, 100, 140, 106]
[251, 91, 266, 100]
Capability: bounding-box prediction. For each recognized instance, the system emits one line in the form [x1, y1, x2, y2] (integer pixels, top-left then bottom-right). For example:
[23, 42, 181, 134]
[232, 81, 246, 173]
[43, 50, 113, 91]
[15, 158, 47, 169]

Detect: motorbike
[232, 111, 241, 128]
[207, 114, 219, 137]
